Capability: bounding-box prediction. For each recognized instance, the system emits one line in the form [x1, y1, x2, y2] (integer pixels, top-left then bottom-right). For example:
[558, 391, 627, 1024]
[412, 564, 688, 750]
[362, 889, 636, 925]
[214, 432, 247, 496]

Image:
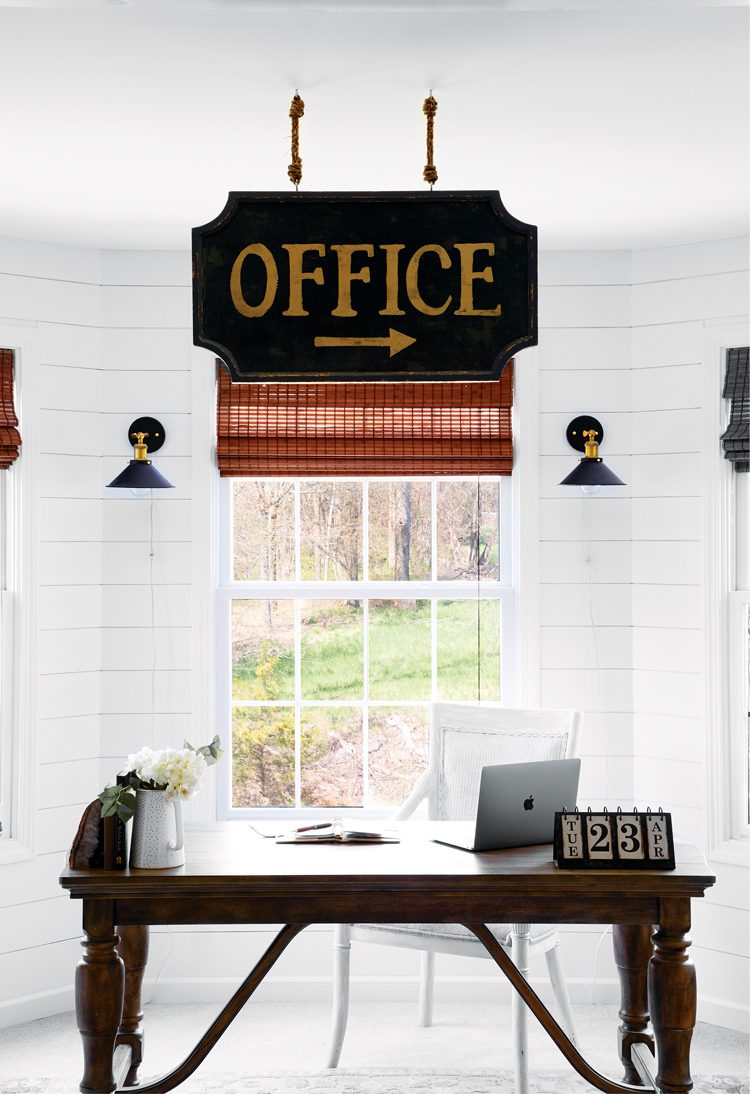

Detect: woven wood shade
[0, 348, 21, 471]
[721, 346, 749, 472]
[216, 361, 514, 477]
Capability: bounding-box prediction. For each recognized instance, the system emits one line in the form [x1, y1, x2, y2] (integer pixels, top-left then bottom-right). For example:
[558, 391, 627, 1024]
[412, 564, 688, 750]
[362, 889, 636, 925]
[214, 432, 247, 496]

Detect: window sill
[708, 837, 750, 868]
[0, 836, 34, 866]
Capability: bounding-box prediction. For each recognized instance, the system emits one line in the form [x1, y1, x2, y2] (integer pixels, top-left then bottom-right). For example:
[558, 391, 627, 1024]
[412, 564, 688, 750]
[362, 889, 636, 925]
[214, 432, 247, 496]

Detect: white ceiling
[1, 1, 748, 250]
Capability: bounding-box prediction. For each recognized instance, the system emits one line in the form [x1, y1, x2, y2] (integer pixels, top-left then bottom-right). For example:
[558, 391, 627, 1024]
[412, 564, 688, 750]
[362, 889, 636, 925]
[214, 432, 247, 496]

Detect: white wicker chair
[326, 702, 582, 1094]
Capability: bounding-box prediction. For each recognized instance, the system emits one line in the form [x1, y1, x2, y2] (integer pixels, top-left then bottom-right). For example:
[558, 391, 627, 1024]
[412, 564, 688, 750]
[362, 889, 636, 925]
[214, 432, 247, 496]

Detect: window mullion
[362, 597, 369, 807]
[294, 594, 302, 809]
[294, 482, 301, 809]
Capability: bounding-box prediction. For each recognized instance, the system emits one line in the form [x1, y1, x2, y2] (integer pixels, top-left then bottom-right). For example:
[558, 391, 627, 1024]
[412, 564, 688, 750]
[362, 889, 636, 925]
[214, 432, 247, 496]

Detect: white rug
[3, 1071, 747, 1094]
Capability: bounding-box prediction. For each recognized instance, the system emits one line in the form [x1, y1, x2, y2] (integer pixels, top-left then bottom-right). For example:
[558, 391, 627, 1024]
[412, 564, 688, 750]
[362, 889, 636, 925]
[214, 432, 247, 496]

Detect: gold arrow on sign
[314, 328, 416, 358]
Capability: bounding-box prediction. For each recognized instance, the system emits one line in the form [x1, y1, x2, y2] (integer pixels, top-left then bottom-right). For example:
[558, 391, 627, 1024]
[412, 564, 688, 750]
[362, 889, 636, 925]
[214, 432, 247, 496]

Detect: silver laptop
[433, 758, 581, 852]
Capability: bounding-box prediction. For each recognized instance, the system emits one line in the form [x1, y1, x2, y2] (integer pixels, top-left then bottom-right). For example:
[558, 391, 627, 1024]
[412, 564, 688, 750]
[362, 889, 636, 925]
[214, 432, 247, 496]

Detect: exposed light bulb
[580, 484, 602, 497]
[131, 488, 151, 499]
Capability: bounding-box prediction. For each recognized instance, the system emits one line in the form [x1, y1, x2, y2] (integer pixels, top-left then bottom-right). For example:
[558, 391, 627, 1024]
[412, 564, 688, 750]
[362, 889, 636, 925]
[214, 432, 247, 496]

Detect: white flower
[150, 746, 207, 802]
[128, 746, 156, 783]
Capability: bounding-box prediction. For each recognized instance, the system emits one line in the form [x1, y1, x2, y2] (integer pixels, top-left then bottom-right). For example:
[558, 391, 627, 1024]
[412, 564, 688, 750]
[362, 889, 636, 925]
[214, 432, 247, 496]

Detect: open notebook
[275, 818, 399, 844]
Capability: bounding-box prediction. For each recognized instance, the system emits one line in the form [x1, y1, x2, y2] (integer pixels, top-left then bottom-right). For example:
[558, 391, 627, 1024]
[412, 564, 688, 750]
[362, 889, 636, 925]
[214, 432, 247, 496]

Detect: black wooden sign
[192, 191, 536, 383]
[554, 808, 675, 871]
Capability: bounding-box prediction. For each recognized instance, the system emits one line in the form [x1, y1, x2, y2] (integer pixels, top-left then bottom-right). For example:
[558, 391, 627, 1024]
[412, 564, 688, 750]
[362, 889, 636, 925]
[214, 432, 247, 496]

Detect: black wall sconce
[106, 416, 174, 492]
[559, 415, 625, 494]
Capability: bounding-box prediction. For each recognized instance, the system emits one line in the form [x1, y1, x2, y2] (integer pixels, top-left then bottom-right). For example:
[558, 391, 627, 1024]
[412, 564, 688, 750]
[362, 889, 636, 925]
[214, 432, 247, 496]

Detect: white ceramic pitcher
[129, 788, 185, 869]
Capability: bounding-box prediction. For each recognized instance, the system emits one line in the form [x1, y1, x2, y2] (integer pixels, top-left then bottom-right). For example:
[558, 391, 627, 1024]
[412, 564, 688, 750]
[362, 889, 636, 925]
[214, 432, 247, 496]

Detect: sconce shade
[106, 459, 174, 490]
[559, 413, 626, 488]
[106, 416, 174, 490]
[559, 457, 625, 487]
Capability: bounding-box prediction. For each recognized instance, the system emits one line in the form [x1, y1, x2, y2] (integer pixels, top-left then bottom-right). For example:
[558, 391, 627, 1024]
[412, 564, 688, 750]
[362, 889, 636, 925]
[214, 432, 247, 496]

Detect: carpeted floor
[1, 1003, 747, 1094]
[1, 1071, 748, 1094]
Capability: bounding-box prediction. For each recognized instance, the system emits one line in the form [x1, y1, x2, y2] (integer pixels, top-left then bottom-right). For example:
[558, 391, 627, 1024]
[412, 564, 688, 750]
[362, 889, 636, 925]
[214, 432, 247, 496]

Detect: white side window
[730, 469, 750, 839]
[0, 470, 13, 838]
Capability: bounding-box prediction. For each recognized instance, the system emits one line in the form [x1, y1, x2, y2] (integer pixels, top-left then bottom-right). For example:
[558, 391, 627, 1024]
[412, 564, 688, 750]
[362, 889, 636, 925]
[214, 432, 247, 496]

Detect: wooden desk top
[60, 822, 715, 902]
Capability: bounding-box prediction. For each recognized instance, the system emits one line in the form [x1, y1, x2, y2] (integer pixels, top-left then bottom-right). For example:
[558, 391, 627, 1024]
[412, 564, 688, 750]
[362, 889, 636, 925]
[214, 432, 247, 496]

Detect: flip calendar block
[554, 808, 675, 870]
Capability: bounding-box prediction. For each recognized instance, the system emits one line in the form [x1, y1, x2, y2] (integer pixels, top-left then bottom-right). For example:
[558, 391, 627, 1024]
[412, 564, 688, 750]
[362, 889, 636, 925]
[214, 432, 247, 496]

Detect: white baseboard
[696, 994, 750, 1034]
[0, 986, 74, 1029]
[1, 977, 746, 1036]
[140, 974, 620, 1009]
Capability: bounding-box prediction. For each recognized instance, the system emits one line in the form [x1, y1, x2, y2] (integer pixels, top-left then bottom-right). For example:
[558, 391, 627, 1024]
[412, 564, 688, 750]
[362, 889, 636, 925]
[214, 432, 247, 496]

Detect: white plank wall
[537, 250, 633, 811]
[630, 237, 750, 1032]
[0, 238, 104, 1026]
[0, 238, 748, 1034]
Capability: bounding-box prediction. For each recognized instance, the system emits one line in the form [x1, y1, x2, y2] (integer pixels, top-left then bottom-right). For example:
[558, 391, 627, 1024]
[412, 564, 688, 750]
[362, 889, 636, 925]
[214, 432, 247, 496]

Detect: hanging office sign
[192, 191, 537, 383]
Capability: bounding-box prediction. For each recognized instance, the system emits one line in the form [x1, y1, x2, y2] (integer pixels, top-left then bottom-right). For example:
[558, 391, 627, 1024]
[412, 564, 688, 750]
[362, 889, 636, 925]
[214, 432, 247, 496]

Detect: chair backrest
[426, 703, 582, 821]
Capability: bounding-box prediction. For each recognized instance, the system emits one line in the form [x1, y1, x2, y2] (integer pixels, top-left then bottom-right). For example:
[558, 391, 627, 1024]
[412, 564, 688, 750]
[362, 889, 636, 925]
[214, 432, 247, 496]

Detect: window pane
[300, 481, 362, 581]
[233, 481, 295, 582]
[368, 705, 429, 808]
[301, 707, 363, 807]
[232, 600, 294, 700]
[232, 706, 295, 808]
[369, 600, 431, 700]
[437, 599, 501, 700]
[368, 482, 431, 580]
[437, 481, 500, 580]
[301, 600, 363, 699]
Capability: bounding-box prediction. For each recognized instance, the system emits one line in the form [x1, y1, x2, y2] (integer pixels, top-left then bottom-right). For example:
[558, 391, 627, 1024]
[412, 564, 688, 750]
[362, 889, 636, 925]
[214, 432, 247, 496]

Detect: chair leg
[418, 949, 435, 1027]
[545, 939, 577, 1046]
[511, 925, 531, 1094]
[326, 924, 352, 1068]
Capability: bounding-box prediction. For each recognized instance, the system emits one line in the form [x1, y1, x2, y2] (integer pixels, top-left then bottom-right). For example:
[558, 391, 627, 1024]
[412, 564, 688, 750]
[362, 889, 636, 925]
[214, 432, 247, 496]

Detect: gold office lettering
[331, 244, 375, 318]
[229, 241, 504, 319]
[379, 244, 406, 316]
[230, 244, 278, 318]
[405, 244, 452, 316]
[282, 243, 325, 316]
[454, 243, 502, 316]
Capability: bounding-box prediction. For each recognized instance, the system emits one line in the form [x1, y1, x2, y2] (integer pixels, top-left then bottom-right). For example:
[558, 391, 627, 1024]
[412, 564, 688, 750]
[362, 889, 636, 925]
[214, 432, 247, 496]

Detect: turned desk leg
[76, 901, 124, 1094]
[117, 925, 150, 1086]
[613, 924, 655, 1085]
[650, 898, 696, 1094]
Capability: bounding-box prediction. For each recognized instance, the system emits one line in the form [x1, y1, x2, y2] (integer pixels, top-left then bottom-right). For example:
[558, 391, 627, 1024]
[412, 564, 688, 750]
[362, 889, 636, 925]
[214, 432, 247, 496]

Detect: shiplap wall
[0, 237, 104, 1025]
[630, 237, 750, 1031]
[0, 237, 748, 1032]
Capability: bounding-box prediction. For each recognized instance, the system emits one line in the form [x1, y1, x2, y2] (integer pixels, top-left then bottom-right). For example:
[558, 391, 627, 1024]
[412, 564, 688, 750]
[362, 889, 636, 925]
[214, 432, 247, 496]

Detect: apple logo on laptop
[523, 795, 534, 811]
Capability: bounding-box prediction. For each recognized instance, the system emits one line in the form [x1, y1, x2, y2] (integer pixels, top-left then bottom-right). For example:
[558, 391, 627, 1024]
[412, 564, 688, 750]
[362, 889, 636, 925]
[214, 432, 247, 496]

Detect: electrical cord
[583, 498, 614, 1002]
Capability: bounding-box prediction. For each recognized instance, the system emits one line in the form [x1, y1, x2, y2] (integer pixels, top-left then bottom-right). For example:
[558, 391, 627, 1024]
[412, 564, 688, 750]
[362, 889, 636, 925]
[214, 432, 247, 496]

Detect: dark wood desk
[60, 822, 715, 1094]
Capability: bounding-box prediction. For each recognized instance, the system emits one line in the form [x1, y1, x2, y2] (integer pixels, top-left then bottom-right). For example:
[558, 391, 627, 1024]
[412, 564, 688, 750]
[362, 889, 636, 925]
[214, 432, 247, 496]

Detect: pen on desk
[294, 822, 333, 833]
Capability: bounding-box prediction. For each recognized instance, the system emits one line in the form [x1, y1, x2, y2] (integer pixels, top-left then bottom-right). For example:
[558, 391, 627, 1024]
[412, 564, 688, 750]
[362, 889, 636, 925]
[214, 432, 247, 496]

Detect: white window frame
[704, 325, 750, 861]
[216, 475, 516, 821]
[0, 470, 14, 838]
[0, 327, 36, 864]
[728, 468, 749, 841]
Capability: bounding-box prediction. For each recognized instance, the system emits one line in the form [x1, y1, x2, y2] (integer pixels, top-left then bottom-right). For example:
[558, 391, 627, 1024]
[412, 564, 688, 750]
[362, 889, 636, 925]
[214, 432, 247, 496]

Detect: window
[707, 335, 750, 856]
[217, 477, 514, 818]
[0, 343, 22, 846]
[0, 471, 13, 838]
[729, 468, 750, 839]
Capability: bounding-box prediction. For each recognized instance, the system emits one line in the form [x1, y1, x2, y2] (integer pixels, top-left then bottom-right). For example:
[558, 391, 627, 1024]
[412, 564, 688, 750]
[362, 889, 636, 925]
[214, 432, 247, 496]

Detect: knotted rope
[288, 92, 304, 189]
[423, 94, 438, 187]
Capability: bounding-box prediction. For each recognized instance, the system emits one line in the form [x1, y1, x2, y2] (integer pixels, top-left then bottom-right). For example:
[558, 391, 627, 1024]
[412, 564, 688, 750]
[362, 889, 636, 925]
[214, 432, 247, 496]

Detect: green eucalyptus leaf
[100, 798, 118, 817]
[117, 800, 135, 823]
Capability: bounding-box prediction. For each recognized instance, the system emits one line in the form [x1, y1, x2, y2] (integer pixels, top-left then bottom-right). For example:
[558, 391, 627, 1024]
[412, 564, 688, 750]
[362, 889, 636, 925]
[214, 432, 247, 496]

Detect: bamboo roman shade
[721, 346, 749, 472]
[0, 349, 21, 471]
[216, 360, 514, 477]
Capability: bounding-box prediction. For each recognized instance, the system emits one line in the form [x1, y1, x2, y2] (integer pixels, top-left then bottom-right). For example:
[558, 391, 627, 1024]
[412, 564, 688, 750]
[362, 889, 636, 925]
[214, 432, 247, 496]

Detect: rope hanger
[288, 91, 304, 189]
[423, 92, 438, 188]
[287, 90, 438, 189]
